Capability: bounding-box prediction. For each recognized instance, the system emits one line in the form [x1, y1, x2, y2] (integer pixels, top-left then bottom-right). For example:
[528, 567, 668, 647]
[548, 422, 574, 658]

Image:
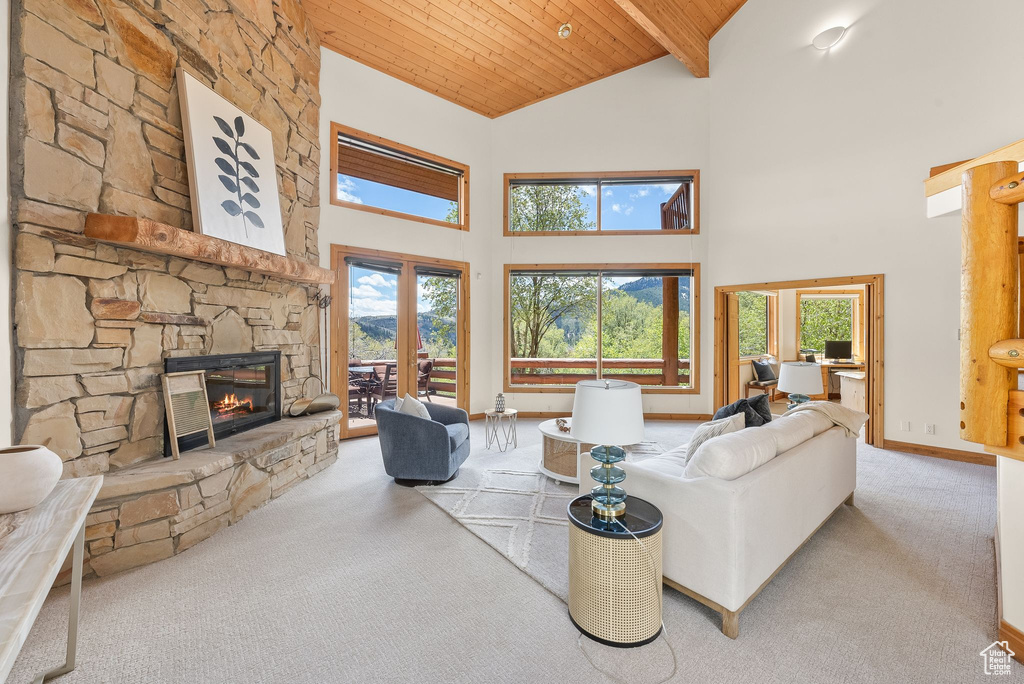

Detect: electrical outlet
[900, 420, 911, 432]
[925, 423, 936, 435]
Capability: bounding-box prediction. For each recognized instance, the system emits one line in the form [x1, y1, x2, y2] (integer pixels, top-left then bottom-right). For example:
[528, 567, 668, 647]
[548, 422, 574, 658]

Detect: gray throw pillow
[713, 395, 773, 427]
[685, 413, 745, 464]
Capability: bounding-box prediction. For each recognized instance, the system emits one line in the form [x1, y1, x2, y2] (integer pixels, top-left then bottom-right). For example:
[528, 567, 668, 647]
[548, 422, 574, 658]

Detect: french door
[331, 245, 469, 439]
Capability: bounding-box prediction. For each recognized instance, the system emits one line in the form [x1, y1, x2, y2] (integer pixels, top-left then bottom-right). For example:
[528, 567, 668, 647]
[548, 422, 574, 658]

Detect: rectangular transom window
[503, 171, 699, 235]
[330, 123, 469, 231]
[504, 264, 700, 393]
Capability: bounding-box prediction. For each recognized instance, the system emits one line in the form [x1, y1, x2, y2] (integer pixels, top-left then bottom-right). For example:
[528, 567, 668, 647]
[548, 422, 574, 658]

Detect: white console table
[0, 476, 102, 683]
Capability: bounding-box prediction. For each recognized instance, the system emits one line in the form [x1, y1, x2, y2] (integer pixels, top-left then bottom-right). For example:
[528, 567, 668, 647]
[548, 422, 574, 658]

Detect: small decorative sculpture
[495, 393, 505, 413]
[556, 417, 570, 433]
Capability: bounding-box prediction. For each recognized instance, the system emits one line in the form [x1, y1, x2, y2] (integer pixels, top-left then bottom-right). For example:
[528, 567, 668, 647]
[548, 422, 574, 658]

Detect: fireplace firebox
[164, 351, 281, 456]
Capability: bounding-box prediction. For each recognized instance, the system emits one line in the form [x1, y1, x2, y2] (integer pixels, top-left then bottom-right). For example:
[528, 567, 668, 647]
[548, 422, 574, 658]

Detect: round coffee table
[537, 418, 595, 485]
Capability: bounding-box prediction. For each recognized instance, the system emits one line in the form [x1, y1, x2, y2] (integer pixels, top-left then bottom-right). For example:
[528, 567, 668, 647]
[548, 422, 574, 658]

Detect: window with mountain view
[506, 266, 698, 391]
[505, 171, 698, 235]
[331, 123, 469, 230]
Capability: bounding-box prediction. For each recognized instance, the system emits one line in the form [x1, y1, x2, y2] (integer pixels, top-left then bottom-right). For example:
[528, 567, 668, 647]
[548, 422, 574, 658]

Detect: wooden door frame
[714, 274, 884, 446]
[330, 244, 470, 439]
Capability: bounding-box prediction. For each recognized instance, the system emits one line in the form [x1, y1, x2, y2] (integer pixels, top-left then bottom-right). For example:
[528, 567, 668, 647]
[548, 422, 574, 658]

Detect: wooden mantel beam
[84, 214, 335, 285]
[610, 0, 709, 78]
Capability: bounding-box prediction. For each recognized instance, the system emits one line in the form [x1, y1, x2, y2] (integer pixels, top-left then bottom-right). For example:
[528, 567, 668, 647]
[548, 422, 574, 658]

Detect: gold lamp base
[592, 500, 626, 519]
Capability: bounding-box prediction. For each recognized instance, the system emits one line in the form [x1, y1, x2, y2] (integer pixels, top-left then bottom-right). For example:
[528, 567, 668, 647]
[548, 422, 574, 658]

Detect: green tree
[800, 298, 853, 352]
[737, 292, 768, 357]
[509, 185, 596, 232]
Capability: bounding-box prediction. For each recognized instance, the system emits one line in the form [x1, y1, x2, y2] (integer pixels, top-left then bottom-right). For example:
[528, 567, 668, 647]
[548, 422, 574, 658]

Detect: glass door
[344, 258, 404, 435]
[415, 266, 464, 409]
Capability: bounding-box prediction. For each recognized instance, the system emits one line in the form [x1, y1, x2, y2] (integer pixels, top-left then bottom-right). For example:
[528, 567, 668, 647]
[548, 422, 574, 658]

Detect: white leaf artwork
[177, 68, 286, 256]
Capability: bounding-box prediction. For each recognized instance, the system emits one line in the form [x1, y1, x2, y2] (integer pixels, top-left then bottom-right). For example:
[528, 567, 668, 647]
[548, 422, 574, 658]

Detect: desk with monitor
[810, 341, 863, 401]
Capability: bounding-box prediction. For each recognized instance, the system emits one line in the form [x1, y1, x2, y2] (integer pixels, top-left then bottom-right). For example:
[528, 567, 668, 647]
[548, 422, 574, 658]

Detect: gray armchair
[374, 399, 470, 486]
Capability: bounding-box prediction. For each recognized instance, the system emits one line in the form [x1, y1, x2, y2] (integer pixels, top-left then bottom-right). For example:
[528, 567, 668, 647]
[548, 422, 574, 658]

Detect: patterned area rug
[416, 441, 665, 600]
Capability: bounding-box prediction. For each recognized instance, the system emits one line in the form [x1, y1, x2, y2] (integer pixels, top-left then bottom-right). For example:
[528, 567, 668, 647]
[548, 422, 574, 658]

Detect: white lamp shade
[777, 362, 824, 395]
[570, 380, 645, 445]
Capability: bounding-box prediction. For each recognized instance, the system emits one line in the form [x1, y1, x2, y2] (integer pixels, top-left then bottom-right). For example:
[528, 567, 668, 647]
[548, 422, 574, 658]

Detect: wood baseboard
[1000, 620, 1024, 664]
[882, 439, 995, 467]
[469, 411, 712, 422]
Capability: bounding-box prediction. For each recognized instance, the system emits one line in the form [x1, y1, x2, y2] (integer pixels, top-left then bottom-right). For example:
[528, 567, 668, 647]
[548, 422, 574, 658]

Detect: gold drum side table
[567, 495, 663, 647]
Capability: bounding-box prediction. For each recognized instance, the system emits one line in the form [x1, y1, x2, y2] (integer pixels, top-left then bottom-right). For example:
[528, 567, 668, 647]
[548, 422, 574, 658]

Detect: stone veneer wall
[60, 412, 340, 581]
[9, 0, 323, 473]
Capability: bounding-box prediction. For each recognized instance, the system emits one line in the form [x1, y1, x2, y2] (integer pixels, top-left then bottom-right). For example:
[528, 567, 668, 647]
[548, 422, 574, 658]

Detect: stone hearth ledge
[59, 412, 341, 583]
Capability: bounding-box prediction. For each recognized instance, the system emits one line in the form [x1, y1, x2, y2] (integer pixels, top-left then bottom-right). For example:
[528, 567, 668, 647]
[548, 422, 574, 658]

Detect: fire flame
[212, 393, 254, 414]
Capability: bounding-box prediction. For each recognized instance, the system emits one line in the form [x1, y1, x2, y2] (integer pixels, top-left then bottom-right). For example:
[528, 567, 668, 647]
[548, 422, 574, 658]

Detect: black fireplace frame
[163, 351, 282, 457]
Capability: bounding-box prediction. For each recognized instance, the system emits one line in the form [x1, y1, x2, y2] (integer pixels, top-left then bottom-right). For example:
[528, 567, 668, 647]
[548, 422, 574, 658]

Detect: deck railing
[510, 357, 691, 387]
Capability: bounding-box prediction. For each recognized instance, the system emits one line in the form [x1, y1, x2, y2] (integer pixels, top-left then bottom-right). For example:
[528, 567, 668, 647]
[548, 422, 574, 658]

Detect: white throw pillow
[397, 393, 430, 420]
[393, 395, 404, 411]
[684, 427, 779, 480]
[684, 413, 745, 464]
[760, 414, 816, 454]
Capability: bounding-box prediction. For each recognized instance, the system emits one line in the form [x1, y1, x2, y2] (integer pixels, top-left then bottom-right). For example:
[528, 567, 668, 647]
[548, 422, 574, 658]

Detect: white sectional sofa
[582, 409, 861, 639]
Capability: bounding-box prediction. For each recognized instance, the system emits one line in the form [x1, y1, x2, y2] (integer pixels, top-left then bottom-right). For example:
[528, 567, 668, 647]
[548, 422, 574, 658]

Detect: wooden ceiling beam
[609, 0, 710, 77]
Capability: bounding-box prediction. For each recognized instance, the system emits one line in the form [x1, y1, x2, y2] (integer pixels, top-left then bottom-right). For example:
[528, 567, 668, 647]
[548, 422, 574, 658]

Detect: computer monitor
[824, 340, 853, 360]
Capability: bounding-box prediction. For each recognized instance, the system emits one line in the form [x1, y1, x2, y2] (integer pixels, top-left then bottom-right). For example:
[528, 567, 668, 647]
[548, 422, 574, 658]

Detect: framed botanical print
[177, 68, 286, 255]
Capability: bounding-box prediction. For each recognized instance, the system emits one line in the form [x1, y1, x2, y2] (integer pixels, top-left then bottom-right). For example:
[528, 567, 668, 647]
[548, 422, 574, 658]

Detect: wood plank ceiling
[305, 0, 747, 118]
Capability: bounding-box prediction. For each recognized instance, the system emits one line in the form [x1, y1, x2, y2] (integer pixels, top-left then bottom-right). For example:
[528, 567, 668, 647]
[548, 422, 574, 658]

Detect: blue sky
[337, 174, 454, 223]
[599, 182, 681, 231]
[348, 267, 438, 318]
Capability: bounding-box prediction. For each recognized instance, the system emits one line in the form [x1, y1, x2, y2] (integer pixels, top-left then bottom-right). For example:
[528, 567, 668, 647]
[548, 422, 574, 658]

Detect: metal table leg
[35, 522, 84, 683]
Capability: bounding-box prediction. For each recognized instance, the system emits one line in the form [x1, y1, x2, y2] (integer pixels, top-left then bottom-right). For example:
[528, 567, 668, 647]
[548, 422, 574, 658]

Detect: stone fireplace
[9, 0, 338, 579]
[164, 351, 282, 455]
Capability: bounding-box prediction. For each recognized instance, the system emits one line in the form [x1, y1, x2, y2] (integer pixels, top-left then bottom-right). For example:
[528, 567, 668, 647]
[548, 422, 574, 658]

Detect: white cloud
[658, 183, 679, 196]
[337, 176, 362, 204]
[637, 188, 650, 197]
[611, 203, 635, 216]
[357, 273, 395, 289]
[350, 297, 398, 317]
[351, 285, 382, 298]
[604, 189, 614, 197]
[581, 186, 596, 196]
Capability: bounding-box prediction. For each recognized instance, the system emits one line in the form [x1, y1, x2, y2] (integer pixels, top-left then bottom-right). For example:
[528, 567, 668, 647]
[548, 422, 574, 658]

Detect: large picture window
[504, 171, 698, 235]
[796, 290, 863, 358]
[504, 265, 699, 392]
[330, 123, 469, 231]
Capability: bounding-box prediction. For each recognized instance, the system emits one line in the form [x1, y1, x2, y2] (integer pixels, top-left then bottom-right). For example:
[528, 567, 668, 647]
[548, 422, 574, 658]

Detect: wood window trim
[502, 170, 700, 237]
[713, 275, 884, 447]
[330, 244, 470, 440]
[502, 262, 700, 394]
[738, 291, 778, 360]
[330, 122, 470, 232]
[794, 289, 864, 360]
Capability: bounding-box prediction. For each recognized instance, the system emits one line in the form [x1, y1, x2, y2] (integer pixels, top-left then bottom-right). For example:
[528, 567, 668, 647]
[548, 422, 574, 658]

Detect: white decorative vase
[0, 445, 63, 514]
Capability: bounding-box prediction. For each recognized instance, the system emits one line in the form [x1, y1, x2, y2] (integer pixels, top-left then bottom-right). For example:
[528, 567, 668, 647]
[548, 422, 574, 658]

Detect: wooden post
[960, 161, 1019, 445]
[662, 277, 679, 386]
[727, 293, 741, 403]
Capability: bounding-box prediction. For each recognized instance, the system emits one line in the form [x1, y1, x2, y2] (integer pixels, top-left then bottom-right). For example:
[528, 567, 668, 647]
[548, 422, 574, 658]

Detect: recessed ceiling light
[812, 26, 847, 50]
[558, 22, 572, 39]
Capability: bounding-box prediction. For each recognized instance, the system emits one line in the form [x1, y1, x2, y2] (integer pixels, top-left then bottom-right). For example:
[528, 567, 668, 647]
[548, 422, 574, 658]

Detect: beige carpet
[7, 419, 1017, 683]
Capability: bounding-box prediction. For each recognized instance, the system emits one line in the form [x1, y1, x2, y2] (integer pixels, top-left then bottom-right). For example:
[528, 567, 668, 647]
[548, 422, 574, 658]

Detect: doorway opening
[330, 245, 469, 439]
[714, 275, 883, 446]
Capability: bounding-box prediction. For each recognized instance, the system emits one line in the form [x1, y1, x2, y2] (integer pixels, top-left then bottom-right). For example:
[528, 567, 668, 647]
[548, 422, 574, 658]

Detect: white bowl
[0, 445, 63, 514]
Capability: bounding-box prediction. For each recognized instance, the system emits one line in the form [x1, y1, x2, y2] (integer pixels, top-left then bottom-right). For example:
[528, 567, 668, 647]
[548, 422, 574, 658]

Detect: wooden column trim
[663, 276, 679, 386]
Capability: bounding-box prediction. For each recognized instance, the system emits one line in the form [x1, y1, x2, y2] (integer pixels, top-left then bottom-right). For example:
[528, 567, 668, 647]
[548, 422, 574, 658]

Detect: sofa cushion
[685, 413, 745, 463]
[760, 413, 815, 454]
[751, 359, 777, 382]
[712, 394, 772, 427]
[397, 393, 431, 420]
[684, 427, 779, 480]
[445, 423, 470, 450]
[786, 410, 834, 436]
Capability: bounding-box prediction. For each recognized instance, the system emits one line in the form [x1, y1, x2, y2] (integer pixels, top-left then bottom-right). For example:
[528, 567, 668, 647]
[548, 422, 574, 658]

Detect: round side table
[537, 418, 595, 485]
[567, 495, 663, 648]
[484, 408, 518, 452]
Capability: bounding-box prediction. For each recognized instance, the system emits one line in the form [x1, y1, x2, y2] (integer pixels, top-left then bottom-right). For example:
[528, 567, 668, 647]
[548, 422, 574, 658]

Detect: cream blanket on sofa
[783, 401, 868, 437]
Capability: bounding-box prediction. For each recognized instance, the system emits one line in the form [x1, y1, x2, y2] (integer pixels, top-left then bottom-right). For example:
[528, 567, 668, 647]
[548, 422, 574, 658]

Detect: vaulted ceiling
[305, 0, 747, 118]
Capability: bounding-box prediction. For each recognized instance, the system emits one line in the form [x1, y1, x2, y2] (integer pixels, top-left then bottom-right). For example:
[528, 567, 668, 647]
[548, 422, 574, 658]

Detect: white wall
[317, 50, 495, 414]
[1, 4, 12, 446]
[708, 0, 1024, 452]
[490, 58, 712, 416]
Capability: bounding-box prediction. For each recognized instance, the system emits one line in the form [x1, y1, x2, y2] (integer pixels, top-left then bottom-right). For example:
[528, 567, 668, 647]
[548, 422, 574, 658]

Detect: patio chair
[417, 359, 434, 402]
